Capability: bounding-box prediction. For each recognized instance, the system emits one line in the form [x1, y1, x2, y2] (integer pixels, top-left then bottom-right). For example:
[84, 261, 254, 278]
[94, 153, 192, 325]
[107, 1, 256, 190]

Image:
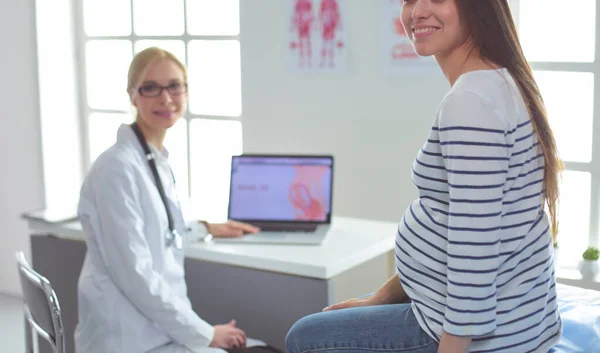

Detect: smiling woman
[401, 0, 465, 60]
[127, 50, 188, 149]
[74, 47, 262, 353]
[286, 1, 562, 352]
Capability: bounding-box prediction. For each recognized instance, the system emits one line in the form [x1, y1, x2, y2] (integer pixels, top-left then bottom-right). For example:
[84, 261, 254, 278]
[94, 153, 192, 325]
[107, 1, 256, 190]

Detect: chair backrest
[15, 251, 65, 353]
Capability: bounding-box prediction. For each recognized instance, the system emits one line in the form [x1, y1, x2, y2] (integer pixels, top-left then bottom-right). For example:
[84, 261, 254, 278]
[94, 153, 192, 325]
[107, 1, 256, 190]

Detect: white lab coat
[75, 124, 217, 353]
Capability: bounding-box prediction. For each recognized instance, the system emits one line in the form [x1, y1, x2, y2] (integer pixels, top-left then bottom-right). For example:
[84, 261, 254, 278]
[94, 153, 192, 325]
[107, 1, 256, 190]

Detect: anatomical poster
[380, 0, 438, 76]
[286, 0, 348, 74]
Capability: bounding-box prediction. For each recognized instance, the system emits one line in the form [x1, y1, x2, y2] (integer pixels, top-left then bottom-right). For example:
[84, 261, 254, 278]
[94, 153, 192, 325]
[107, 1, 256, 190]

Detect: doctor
[75, 47, 260, 353]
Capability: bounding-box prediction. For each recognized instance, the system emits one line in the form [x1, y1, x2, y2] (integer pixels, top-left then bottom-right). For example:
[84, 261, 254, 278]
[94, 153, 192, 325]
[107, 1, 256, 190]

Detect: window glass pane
[133, 0, 184, 36]
[533, 71, 594, 163]
[134, 40, 186, 66]
[555, 171, 591, 267]
[186, 0, 240, 35]
[84, 0, 131, 36]
[86, 40, 132, 111]
[189, 119, 242, 222]
[188, 40, 241, 116]
[88, 112, 133, 164]
[36, 0, 83, 209]
[519, 0, 595, 62]
[164, 119, 189, 198]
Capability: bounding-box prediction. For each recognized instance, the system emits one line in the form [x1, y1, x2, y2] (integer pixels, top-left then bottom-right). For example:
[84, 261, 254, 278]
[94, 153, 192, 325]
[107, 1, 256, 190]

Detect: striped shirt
[395, 68, 562, 352]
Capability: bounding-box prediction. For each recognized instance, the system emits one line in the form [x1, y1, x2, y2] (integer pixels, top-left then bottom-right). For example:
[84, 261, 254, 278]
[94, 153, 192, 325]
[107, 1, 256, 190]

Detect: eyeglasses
[137, 82, 188, 97]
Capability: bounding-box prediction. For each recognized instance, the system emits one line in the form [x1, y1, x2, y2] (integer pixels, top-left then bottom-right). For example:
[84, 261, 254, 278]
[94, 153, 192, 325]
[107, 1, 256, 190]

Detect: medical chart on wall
[286, 0, 348, 74]
[380, 0, 438, 76]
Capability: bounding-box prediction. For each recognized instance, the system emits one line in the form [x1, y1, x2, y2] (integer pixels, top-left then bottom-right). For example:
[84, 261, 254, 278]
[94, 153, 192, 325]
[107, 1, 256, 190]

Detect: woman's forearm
[438, 331, 471, 353]
[373, 274, 409, 304]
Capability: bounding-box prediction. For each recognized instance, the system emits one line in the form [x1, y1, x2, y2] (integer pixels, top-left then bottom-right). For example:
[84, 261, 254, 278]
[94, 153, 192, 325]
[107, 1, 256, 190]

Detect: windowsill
[556, 266, 600, 291]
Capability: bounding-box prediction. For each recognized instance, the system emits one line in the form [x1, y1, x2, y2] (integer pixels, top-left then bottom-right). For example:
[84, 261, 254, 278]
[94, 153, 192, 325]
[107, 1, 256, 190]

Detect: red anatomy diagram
[290, 0, 344, 69]
[287, 165, 328, 220]
[390, 0, 419, 60]
[288, 183, 326, 220]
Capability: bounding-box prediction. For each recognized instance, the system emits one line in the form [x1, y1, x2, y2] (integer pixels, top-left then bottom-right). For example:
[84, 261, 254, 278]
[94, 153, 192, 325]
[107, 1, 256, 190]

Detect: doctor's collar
[117, 123, 170, 160]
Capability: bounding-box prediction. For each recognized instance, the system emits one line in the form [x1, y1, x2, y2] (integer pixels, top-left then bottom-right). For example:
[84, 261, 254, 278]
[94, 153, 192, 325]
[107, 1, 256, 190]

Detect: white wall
[241, 0, 449, 222]
[0, 0, 45, 296]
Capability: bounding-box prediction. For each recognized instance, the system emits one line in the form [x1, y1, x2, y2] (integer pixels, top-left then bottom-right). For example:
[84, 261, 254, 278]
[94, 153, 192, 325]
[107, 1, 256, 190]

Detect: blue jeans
[286, 303, 438, 353]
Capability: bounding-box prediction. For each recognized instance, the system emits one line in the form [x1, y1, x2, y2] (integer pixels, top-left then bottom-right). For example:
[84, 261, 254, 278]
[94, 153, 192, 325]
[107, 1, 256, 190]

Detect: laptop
[213, 154, 334, 245]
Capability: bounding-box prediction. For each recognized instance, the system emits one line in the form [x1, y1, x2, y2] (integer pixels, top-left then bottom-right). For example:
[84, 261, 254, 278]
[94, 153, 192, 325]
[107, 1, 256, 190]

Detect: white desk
[25, 216, 397, 352]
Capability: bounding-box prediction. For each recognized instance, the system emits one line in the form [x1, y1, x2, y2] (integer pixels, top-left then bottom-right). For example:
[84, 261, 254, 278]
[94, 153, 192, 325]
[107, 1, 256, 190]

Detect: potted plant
[578, 247, 600, 279]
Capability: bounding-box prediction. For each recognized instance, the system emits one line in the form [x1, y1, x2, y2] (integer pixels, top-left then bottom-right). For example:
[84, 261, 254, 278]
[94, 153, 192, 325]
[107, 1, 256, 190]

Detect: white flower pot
[578, 260, 599, 280]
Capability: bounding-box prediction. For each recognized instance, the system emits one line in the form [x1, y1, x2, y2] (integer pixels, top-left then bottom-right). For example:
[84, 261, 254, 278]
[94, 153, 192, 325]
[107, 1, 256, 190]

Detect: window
[78, 0, 242, 222]
[35, 0, 83, 209]
[511, 0, 599, 265]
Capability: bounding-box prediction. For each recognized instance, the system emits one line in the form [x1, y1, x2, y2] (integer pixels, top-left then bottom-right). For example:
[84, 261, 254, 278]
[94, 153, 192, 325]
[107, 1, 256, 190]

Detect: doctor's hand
[208, 220, 260, 238]
[210, 320, 247, 349]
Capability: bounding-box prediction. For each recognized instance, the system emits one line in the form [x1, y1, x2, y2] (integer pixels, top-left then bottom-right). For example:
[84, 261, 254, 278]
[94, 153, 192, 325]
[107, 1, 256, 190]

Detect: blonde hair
[127, 47, 187, 96]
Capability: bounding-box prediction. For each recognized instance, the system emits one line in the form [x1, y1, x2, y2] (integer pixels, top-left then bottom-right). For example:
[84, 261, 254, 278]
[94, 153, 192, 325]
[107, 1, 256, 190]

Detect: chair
[15, 251, 65, 353]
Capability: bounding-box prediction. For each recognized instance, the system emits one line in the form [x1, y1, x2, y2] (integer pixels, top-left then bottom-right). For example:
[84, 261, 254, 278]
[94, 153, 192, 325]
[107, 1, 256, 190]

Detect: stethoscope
[130, 122, 183, 249]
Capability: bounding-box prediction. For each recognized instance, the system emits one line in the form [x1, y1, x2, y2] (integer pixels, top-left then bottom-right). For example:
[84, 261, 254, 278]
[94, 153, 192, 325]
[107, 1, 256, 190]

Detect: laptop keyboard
[268, 228, 313, 233]
[254, 223, 318, 233]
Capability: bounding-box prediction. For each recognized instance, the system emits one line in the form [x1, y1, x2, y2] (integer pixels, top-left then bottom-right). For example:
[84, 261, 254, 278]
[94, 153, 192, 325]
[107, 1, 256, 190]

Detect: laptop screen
[228, 155, 333, 223]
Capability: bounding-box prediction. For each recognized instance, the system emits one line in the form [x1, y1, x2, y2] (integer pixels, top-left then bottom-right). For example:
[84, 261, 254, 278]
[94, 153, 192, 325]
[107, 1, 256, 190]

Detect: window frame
[511, 0, 600, 250]
[73, 0, 242, 199]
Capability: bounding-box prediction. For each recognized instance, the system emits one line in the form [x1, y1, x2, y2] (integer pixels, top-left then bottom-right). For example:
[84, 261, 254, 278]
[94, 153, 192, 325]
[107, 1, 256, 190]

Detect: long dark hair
[455, 0, 562, 242]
